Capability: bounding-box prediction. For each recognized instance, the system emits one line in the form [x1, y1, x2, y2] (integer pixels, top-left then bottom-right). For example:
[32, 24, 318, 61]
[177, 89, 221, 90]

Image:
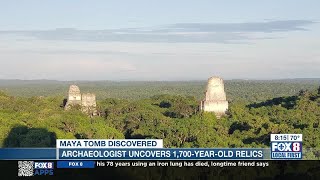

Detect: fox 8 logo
[34, 162, 54, 169]
[271, 142, 302, 152]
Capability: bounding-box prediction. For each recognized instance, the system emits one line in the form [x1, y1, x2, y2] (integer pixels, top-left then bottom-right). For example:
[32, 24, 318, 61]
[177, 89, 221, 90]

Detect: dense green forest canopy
[0, 79, 319, 159]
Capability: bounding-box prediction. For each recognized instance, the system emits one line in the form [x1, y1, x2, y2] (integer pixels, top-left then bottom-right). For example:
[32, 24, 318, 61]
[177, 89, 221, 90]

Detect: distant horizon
[1, 77, 320, 82]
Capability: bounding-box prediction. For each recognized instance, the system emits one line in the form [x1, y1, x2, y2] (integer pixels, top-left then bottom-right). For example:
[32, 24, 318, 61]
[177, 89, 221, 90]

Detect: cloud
[0, 20, 315, 43]
[162, 20, 314, 33]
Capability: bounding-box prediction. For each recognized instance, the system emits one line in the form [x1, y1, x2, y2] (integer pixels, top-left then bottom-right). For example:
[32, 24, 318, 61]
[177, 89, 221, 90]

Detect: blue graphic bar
[57, 161, 95, 168]
[0, 148, 268, 160]
[0, 148, 56, 160]
[58, 148, 265, 160]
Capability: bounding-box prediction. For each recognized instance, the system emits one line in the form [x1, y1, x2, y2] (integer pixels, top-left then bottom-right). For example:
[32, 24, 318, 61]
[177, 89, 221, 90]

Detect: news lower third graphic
[0, 135, 306, 176]
[0, 136, 304, 162]
[56, 139, 264, 160]
[270, 134, 303, 160]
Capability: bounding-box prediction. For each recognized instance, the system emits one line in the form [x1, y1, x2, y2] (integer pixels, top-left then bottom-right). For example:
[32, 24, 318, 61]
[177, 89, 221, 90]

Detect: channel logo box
[270, 134, 302, 159]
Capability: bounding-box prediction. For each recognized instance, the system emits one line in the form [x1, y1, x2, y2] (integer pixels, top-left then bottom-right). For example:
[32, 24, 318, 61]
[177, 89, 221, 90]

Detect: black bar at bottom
[0, 160, 319, 179]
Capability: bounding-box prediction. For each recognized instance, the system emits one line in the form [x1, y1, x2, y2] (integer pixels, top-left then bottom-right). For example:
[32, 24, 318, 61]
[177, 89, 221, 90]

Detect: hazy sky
[0, 0, 319, 80]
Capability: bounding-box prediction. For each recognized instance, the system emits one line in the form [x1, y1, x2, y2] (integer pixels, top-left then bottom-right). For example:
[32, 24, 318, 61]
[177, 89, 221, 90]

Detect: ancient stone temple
[65, 85, 97, 116]
[81, 93, 97, 115]
[65, 85, 81, 108]
[200, 76, 228, 117]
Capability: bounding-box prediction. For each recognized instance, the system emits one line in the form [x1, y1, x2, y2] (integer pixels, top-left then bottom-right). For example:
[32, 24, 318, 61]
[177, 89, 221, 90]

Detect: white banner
[57, 139, 163, 149]
[270, 134, 303, 142]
